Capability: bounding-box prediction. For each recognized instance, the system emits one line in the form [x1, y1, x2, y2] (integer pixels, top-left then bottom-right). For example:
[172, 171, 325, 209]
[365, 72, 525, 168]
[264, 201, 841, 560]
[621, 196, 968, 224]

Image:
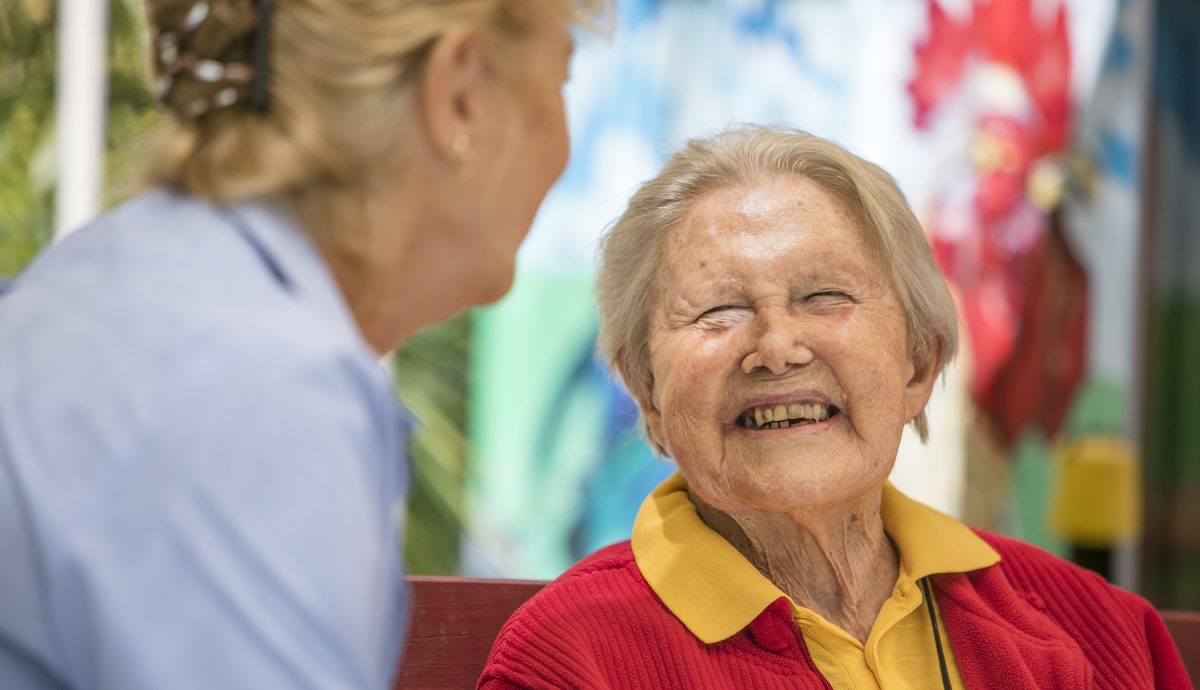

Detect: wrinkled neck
[692, 487, 898, 643]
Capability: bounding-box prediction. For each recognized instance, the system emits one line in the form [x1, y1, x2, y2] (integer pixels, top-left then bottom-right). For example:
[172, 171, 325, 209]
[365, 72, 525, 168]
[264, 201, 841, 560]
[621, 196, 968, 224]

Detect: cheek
[834, 341, 912, 433]
[540, 100, 570, 188]
[849, 364, 908, 439]
[682, 337, 729, 377]
[508, 95, 567, 225]
[657, 336, 732, 402]
[549, 93, 568, 154]
[520, 83, 566, 156]
[651, 334, 737, 447]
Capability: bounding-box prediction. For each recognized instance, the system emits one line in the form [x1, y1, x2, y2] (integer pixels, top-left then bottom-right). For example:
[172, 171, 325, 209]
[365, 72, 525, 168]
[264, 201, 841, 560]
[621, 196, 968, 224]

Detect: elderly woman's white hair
[596, 125, 958, 453]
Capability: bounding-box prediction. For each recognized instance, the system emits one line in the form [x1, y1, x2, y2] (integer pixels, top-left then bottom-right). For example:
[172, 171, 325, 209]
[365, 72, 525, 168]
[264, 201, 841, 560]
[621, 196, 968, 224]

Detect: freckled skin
[640, 175, 939, 641]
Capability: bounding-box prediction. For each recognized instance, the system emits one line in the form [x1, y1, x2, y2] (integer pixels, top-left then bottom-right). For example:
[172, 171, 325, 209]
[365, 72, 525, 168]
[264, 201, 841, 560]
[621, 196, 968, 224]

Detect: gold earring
[451, 134, 473, 167]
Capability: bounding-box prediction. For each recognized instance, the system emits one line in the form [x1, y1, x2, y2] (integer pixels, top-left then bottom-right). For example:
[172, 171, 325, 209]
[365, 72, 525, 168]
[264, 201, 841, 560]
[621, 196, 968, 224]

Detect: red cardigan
[479, 531, 1192, 689]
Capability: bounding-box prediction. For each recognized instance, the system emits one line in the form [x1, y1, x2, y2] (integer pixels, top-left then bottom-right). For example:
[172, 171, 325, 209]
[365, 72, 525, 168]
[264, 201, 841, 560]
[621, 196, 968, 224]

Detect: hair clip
[250, 0, 272, 113]
[157, 32, 178, 66]
[152, 0, 271, 119]
[192, 59, 225, 82]
[182, 2, 210, 32]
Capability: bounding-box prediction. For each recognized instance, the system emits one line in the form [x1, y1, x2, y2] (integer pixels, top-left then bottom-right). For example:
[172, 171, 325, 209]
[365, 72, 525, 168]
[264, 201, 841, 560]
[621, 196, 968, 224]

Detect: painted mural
[463, 0, 1123, 579]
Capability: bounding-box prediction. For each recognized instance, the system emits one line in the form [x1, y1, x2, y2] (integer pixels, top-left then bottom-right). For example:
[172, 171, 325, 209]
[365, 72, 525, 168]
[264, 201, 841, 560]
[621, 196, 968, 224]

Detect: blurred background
[1, 0, 1197, 609]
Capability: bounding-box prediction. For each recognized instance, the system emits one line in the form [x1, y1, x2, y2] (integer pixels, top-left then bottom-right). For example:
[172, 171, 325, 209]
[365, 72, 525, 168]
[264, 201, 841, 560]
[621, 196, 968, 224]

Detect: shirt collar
[881, 476, 1000, 581]
[630, 472, 999, 644]
[220, 196, 365, 350]
[220, 194, 414, 484]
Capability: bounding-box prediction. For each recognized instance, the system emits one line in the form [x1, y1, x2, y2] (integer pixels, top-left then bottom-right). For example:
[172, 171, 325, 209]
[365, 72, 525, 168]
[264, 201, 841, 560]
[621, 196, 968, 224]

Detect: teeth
[743, 401, 836, 429]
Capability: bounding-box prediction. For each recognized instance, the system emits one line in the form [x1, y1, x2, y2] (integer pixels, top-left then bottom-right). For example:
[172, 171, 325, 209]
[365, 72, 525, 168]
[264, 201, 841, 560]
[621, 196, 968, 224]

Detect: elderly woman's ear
[615, 353, 667, 454]
[902, 346, 943, 429]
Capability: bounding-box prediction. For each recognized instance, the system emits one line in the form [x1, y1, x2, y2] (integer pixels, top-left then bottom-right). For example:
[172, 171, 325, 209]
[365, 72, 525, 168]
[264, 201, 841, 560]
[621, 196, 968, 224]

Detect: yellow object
[632, 473, 1000, 690]
[1049, 435, 1141, 547]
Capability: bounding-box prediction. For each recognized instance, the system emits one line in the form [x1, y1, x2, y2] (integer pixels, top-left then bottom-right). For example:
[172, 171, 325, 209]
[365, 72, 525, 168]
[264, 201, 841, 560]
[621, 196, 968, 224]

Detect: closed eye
[699, 305, 737, 318]
[801, 290, 857, 310]
[694, 305, 748, 326]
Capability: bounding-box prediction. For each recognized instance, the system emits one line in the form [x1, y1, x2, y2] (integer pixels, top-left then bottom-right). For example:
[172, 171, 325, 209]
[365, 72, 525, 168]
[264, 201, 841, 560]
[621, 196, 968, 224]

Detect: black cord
[920, 577, 953, 690]
[251, 0, 273, 113]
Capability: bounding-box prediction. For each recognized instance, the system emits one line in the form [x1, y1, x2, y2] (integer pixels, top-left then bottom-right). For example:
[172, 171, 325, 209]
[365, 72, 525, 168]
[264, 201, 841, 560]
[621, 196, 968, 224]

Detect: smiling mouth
[737, 402, 840, 430]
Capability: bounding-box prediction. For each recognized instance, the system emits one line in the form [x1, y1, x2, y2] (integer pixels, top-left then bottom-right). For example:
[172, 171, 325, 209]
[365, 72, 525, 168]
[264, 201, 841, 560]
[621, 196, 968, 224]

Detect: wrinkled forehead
[658, 177, 884, 283]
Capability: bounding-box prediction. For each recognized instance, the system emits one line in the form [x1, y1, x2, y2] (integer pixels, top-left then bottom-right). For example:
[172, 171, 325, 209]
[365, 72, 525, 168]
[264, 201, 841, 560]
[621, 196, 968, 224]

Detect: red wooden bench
[393, 576, 1200, 690]
[1169, 610, 1200, 687]
[394, 577, 546, 690]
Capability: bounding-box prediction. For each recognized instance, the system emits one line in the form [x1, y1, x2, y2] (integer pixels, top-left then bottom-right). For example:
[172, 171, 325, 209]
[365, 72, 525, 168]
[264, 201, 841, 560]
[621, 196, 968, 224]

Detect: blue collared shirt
[0, 190, 411, 689]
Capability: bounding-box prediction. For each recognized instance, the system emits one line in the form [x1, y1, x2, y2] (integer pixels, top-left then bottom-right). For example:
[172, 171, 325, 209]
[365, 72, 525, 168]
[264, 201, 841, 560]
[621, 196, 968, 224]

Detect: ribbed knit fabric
[479, 533, 1193, 689]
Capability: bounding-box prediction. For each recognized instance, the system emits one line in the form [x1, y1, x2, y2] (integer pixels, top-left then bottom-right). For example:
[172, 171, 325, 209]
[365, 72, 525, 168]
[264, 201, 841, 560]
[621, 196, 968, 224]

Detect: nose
[741, 310, 815, 376]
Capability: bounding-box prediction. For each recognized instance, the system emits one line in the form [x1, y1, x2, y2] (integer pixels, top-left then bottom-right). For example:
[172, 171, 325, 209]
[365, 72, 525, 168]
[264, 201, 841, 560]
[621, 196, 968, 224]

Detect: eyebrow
[674, 280, 745, 307]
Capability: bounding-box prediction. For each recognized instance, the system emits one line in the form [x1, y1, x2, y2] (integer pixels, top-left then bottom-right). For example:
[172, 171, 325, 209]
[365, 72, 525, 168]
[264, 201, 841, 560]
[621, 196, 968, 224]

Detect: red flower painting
[909, 0, 1087, 445]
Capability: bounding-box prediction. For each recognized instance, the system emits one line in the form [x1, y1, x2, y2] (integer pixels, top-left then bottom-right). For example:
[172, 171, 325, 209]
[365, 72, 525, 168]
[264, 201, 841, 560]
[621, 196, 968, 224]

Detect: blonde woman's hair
[146, 0, 606, 247]
[596, 125, 958, 452]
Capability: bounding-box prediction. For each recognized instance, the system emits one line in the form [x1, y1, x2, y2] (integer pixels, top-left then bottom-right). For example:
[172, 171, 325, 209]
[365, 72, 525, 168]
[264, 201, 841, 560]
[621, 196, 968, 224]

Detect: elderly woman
[479, 127, 1191, 690]
[0, 1, 602, 688]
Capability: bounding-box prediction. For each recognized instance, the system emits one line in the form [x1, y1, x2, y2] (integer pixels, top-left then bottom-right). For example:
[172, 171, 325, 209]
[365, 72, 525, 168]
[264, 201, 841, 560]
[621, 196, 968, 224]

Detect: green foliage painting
[0, 0, 164, 274]
[1, 0, 58, 274]
[394, 313, 470, 575]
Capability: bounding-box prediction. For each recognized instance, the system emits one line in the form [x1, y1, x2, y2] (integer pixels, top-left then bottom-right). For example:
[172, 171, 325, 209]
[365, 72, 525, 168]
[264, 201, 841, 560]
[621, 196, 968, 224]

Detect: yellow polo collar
[630, 472, 999, 644]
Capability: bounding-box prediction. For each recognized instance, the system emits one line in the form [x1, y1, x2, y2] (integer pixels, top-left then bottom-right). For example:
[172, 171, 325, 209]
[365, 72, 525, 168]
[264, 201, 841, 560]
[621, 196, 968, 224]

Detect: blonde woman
[0, 1, 602, 688]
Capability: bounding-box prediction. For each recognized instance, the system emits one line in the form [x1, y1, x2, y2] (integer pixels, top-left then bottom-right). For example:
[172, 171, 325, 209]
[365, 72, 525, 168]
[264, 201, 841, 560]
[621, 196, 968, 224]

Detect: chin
[470, 260, 517, 306]
[713, 456, 888, 514]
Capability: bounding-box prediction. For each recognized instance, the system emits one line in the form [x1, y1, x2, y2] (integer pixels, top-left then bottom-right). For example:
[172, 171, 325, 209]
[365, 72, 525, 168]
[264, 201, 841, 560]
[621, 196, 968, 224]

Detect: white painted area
[891, 344, 971, 518]
[55, 0, 110, 239]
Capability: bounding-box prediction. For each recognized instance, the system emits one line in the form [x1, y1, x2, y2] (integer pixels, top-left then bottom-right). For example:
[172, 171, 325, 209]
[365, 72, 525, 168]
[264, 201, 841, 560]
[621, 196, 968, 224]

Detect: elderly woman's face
[643, 175, 935, 514]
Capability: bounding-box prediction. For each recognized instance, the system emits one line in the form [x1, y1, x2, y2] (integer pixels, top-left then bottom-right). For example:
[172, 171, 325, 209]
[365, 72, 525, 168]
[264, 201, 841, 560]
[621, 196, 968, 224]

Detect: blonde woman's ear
[419, 26, 488, 167]
[450, 133, 474, 168]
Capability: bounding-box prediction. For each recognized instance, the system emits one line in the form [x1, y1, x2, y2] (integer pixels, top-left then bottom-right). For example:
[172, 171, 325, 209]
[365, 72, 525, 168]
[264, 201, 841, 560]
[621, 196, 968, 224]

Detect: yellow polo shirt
[631, 473, 1000, 690]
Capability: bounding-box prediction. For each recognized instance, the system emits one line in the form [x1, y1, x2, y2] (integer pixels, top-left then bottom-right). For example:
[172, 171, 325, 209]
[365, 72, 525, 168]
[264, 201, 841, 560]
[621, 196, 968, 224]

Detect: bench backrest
[394, 576, 1200, 689]
[1165, 610, 1200, 685]
[394, 576, 545, 690]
